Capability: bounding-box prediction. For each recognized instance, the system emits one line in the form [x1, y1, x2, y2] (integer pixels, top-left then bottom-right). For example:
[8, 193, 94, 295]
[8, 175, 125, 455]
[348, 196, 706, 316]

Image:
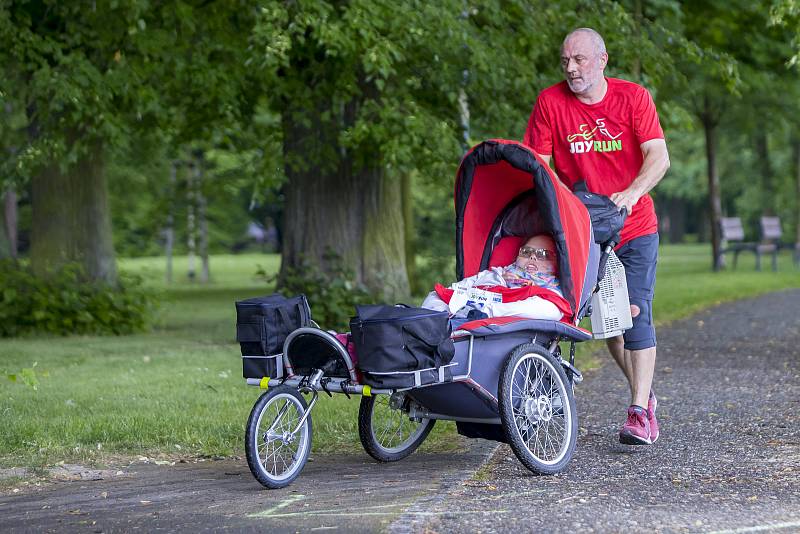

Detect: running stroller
[240, 139, 627, 488]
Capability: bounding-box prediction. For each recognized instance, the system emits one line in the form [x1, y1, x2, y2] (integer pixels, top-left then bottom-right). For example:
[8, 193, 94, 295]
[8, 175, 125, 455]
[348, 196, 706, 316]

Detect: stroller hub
[389, 392, 406, 410]
[524, 395, 553, 423]
[266, 430, 295, 446]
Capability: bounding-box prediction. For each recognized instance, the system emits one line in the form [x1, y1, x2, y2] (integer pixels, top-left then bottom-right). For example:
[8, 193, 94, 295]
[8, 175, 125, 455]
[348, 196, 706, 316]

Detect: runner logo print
[567, 118, 623, 154]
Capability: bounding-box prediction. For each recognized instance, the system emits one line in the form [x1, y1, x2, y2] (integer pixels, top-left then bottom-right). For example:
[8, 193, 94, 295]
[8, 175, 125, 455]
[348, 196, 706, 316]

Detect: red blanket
[434, 283, 573, 318]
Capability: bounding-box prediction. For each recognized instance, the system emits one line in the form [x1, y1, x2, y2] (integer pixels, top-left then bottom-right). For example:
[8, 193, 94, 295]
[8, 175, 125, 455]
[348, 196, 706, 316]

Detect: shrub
[413, 254, 456, 297]
[0, 260, 157, 337]
[256, 250, 374, 332]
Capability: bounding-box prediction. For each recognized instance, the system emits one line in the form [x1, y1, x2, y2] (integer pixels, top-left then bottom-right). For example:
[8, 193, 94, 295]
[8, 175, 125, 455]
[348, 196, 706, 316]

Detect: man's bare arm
[535, 152, 552, 167]
[533, 151, 570, 189]
[610, 138, 670, 214]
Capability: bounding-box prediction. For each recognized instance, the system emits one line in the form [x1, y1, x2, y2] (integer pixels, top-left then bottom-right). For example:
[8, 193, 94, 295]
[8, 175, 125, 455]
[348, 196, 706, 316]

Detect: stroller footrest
[456, 317, 593, 341]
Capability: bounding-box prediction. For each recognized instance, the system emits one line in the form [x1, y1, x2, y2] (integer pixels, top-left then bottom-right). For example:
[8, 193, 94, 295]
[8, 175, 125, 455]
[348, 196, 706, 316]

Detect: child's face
[515, 236, 558, 275]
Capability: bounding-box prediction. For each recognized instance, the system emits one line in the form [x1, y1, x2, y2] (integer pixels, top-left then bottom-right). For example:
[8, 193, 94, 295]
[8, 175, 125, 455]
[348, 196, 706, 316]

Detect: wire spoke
[370, 395, 426, 453]
[253, 393, 310, 479]
[510, 353, 573, 464]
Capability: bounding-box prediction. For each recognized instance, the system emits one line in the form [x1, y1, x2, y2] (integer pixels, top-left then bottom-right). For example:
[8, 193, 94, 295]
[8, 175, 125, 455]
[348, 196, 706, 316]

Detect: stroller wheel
[358, 394, 435, 462]
[499, 343, 578, 475]
[245, 385, 312, 489]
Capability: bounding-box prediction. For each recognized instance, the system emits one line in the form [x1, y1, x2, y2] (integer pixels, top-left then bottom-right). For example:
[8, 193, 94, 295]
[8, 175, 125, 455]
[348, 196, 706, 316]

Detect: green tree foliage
[654, 1, 797, 267]
[771, 0, 800, 65]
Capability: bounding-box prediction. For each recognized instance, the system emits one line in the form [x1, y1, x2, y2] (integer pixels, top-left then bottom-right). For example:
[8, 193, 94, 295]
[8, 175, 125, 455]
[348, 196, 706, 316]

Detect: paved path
[2, 290, 799, 533]
[0, 441, 496, 533]
[419, 289, 800, 533]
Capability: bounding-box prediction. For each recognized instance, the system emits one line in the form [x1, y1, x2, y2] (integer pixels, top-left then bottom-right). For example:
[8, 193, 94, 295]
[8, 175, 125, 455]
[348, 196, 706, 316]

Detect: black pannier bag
[572, 180, 626, 246]
[350, 305, 455, 389]
[236, 293, 312, 379]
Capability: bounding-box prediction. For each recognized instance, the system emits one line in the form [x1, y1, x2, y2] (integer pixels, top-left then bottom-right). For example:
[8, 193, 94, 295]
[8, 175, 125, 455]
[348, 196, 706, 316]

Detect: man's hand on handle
[610, 189, 640, 215]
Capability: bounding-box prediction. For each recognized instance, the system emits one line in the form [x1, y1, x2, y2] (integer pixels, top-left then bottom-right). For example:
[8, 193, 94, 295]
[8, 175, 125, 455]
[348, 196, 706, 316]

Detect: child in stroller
[421, 233, 568, 323]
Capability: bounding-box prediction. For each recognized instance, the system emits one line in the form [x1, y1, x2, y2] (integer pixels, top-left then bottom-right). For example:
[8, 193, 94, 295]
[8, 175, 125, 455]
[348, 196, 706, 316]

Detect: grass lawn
[1, 246, 798, 470]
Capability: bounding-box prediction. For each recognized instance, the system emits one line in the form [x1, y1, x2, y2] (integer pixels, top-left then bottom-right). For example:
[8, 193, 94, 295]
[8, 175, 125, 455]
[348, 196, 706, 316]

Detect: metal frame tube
[292, 389, 318, 435]
[450, 334, 475, 381]
[281, 328, 359, 382]
[246, 377, 394, 396]
[408, 403, 500, 424]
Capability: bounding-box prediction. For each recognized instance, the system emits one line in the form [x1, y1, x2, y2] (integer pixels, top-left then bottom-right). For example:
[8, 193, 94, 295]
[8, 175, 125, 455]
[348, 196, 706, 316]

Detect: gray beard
[567, 78, 594, 95]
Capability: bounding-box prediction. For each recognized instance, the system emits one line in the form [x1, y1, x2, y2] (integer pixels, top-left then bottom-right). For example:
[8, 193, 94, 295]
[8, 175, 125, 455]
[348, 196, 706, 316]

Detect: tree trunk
[361, 167, 409, 297]
[794, 133, 800, 247]
[401, 171, 416, 293]
[279, 101, 409, 300]
[186, 159, 197, 282]
[195, 153, 210, 284]
[1, 187, 18, 259]
[702, 107, 723, 271]
[165, 161, 177, 284]
[458, 85, 470, 152]
[0, 193, 9, 259]
[671, 198, 687, 244]
[754, 128, 774, 215]
[632, 0, 643, 82]
[30, 142, 117, 283]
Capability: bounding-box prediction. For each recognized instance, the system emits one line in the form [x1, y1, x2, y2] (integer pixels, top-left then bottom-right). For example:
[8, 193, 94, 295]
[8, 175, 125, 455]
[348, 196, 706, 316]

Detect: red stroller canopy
[454, 140, 593, 321]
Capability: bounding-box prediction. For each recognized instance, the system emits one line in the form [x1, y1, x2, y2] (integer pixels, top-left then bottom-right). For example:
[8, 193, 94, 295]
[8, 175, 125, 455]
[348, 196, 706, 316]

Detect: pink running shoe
[648, 391, 659, 443]
[619, 405, 652, 445]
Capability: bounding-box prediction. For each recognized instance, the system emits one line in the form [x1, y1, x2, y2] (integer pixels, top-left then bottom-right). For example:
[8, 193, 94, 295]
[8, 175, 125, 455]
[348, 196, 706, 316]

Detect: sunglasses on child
[517, 246, 555, 261]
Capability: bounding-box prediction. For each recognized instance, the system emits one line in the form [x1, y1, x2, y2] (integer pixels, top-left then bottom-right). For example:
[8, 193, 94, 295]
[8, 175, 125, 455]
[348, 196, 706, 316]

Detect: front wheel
[499, 343, 577, 475]
[245, 385, 312, 489]
[358, 394, 435, 462]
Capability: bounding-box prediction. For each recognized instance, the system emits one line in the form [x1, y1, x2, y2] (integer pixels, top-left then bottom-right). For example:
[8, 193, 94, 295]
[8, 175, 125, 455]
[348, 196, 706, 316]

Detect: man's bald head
[560, 28, 608, 98]
[562, 28, 606, 56]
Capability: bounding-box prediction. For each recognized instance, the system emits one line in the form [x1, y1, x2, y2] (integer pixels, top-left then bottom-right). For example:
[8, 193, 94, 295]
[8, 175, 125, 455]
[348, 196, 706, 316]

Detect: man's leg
[609, 303, 656, 409]
[629, 346, 656, 409]
[606, 334, 632, 386]
[615, 234, 659, 444]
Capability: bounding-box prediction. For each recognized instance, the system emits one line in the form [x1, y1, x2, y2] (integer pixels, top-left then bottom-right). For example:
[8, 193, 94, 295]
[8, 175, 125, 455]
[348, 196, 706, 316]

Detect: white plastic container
[590, 250, 633, 339]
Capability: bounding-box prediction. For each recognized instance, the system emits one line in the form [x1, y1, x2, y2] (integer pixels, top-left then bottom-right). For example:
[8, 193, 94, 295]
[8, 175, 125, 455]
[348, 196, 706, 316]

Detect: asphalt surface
[0, 444, 496, 533]
[420, 289, 800, 533]
[2, 289, 799, 533]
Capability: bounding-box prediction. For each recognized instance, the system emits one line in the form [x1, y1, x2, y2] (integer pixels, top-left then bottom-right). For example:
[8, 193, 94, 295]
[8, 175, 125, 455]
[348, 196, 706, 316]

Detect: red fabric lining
[454, 316, 591, 335]
[488, 236, 525, 269]
[455, 316, 525, 331]
[461, 162, 533, 277]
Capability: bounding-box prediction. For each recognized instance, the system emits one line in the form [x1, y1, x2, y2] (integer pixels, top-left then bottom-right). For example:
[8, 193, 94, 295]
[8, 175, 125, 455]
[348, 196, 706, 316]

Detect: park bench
[718, 217, 798, 271]
[718, 217, 758, 270]
[759, 216, 799, 269]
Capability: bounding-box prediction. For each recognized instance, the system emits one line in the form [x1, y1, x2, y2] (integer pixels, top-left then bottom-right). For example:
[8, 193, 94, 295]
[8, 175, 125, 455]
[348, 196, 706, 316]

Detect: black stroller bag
[572, 181, 626, 245]
[350, 305, 455, 388]
[236, 293, 312, 379]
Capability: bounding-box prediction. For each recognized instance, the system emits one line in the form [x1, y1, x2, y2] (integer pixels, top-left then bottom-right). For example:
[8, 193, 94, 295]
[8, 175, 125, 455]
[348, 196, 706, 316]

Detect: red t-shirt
[524, 77, 664, 244]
